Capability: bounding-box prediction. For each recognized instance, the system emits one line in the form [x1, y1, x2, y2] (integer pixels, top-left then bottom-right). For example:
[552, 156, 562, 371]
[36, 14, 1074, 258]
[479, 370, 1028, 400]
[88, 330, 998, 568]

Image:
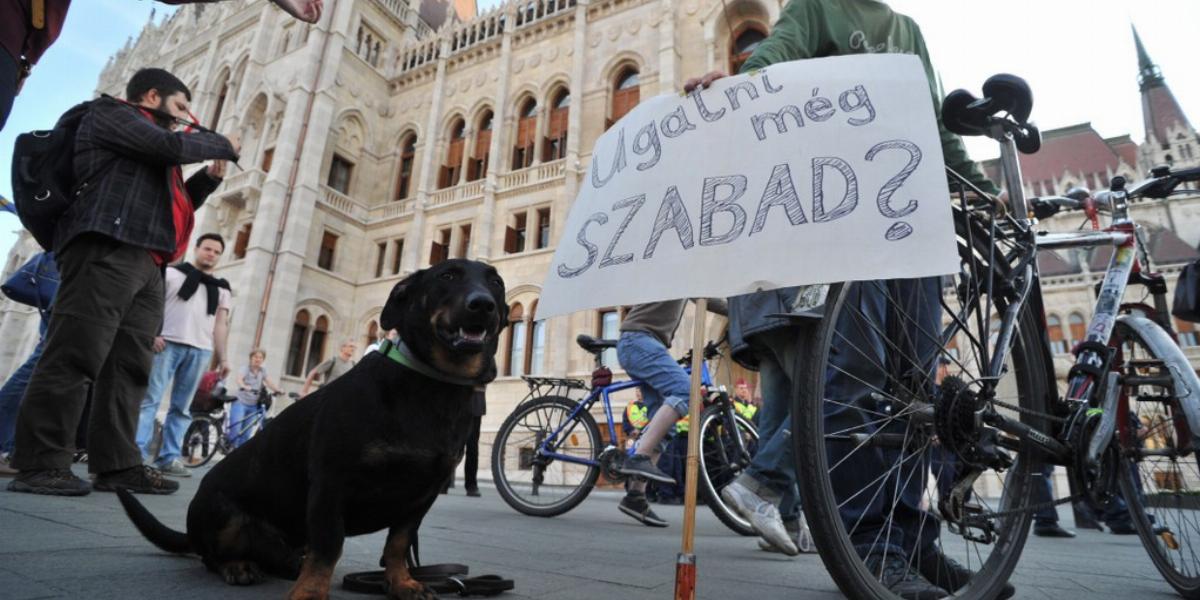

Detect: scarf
[172, 262, 230, 315]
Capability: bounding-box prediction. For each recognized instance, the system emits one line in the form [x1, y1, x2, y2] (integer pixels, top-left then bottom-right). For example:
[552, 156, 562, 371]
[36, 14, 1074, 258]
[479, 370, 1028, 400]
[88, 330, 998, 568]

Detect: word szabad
[557, 75, 925, 280]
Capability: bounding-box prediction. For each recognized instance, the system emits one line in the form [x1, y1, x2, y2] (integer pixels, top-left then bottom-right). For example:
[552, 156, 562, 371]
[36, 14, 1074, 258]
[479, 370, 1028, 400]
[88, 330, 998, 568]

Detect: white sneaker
[156, 459, 192, 478]
[721, 481, 798, 556]
[759, 514, 817, 554]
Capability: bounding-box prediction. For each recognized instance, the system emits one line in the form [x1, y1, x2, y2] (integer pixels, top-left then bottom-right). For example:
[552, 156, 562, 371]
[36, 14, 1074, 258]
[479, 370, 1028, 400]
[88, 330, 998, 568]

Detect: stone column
[532, 106, 547, 165]
[656, 0, 678, 95]
[547, 0, 590, 377]
[474, 4, 517, 260]
[231, 3, 350, 378]
[403, 34, 453, 273]
[458, 127, 474, 186]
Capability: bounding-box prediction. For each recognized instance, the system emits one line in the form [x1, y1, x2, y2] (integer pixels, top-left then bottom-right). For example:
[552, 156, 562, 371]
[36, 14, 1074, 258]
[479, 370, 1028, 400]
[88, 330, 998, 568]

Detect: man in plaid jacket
[8, 67, 240, 497]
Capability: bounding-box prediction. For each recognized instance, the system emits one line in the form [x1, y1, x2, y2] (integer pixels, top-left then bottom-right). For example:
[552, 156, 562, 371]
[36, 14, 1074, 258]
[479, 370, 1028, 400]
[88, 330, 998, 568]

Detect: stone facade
[1, 1, 1198, 495]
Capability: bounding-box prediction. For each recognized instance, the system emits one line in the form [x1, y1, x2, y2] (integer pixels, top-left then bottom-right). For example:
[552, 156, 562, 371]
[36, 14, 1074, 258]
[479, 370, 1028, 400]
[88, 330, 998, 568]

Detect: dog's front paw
[219, 560, 264, 586]
[385, 578, 437, 600]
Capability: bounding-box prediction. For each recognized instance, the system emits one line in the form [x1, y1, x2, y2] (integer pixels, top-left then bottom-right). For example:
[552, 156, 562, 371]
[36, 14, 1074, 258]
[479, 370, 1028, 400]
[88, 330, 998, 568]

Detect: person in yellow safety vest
[623, 396, 650, 450]
[734, 398, 758, 422]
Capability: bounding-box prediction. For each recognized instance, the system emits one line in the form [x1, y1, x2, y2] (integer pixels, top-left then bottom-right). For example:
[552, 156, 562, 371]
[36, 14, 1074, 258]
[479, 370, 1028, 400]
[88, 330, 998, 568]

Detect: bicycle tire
[697, 405, 759, 536]
[1113, 319, 1200, 599]
[492, 395, 602, 517]
[181, 415, 221, 468]
[793, 207, 1051, 600]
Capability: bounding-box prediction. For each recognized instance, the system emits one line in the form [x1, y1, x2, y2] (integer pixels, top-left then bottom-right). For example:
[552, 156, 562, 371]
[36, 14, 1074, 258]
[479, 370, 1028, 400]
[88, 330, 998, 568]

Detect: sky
[1, 0, 1197, 262]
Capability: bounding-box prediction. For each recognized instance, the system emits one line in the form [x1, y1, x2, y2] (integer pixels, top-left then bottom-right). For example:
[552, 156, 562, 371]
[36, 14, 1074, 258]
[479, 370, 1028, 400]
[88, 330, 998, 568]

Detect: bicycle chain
[987, 397, 1070, 424]
[971, 491, 1084, 521]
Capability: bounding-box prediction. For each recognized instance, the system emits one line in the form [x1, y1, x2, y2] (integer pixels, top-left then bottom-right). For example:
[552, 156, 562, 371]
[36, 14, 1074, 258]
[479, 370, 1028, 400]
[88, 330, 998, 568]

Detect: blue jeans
[825, 278, 942, 560]
[136, 342, 211, 465]
[0, 317, 49, 454]
[741, 327, 802, 521]
[617, 331, 691, 420]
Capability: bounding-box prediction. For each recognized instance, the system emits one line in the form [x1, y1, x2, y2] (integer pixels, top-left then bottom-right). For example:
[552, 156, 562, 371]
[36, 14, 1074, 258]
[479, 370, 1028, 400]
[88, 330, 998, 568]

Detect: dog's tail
[116, 488, 193, 554]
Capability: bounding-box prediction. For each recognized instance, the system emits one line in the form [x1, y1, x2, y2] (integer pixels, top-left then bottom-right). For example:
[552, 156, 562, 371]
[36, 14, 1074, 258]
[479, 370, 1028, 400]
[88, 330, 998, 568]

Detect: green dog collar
[380, 339, 479, 386]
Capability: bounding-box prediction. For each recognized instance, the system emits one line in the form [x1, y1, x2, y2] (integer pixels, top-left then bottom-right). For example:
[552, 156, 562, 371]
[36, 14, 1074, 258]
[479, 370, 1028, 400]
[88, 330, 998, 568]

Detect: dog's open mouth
[437, 323, 492, 351]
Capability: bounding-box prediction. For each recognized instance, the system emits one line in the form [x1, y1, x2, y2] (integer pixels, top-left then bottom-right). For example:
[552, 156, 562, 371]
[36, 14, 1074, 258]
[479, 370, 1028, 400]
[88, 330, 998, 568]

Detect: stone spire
[1134, 25, 1193, 147]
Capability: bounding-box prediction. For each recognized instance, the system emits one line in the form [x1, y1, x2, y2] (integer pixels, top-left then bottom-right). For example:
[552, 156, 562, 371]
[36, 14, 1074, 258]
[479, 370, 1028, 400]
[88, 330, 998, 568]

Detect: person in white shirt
[135, 233, 232, 477]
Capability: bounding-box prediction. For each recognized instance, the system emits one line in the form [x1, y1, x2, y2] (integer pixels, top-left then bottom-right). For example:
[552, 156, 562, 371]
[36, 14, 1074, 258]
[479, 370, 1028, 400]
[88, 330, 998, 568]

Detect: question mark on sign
[865, 139, 922, 241]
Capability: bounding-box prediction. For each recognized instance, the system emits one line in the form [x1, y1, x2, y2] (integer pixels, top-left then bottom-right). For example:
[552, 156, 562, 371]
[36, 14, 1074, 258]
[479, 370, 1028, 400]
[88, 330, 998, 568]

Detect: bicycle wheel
[492, 395, 602, 517]
[1114, 319, 1200, 599]
[697, 405, 759, 536]
[181, 415, 221, 468]
[794, 206, 1052, 599]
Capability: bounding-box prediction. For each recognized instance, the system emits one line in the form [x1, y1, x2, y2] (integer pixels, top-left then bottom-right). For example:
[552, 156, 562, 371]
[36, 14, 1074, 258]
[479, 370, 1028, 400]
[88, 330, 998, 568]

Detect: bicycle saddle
[575, 334, 618, 355]
[942, 73, 1040, 154]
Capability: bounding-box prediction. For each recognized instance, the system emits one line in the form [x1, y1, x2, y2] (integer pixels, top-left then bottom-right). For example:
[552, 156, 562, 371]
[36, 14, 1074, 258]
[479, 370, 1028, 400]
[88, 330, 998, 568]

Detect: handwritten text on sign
[537, 54, 956, 319]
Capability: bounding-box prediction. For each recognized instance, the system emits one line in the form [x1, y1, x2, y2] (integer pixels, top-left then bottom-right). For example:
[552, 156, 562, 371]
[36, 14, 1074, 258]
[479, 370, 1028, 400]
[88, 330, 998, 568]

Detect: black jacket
[726, 285, 826, 370]
[54, 96, 238, 254]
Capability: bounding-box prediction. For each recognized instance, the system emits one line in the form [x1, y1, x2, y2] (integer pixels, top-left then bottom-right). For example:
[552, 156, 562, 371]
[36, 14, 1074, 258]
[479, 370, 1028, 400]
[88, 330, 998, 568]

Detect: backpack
[10, 101, 96, 251]
[0, 251, 59, 312]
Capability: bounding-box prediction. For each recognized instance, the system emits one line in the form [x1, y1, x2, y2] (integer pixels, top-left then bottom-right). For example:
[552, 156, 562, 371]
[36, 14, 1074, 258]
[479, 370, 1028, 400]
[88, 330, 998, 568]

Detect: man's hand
[207, 160, 227, 179]
[219, 361, 231, 378]
[683, 71, 728, 93]
[153, 337, 166, 353]
[271, 0, 323, 23]
[225, 132, 242, 156]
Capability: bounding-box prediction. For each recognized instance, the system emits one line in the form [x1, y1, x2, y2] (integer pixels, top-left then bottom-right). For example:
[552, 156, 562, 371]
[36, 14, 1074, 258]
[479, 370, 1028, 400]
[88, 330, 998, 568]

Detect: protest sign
[538, 54, 956, 319]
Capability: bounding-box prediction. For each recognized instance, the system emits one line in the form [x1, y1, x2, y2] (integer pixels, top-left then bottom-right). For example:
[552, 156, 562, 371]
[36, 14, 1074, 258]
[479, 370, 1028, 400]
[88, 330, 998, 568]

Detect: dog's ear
[380, 270, 423, 331]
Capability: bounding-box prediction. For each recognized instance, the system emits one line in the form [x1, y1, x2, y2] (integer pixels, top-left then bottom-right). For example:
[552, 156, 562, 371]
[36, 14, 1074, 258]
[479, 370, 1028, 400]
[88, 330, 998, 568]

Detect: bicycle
[491, 335, 761, 536]
[791, 72, 1200, 600]
[180, 386, 299, 468]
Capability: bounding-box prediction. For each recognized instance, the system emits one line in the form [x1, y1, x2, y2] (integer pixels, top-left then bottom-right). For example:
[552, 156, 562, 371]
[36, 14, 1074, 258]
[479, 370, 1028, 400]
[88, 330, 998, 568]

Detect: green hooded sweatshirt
[741, 0, 1000, 195]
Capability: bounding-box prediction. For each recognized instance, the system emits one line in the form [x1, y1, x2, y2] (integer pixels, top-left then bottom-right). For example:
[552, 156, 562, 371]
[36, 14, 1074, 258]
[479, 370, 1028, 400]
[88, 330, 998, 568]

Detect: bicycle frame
[535, 361, 715, 468]
[969, 120, 1197, 462]
[224, 403, 268, 446]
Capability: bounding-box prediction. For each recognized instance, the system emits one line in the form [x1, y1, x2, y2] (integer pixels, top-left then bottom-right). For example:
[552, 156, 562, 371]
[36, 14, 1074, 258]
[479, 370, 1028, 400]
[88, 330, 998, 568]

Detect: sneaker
[7, 469, 91, 496]
[863, 552, 949, 600]
[721, 481, 798, 556]
[759, 516, 817, 554]
[617, 454, 676, 484]
[465, 488, 481, 497]
[0, 455, 17, 477]
[917, 548, 1015, 599]
[618, 493, 668, 527]
[93, 465, 179, 495]
[155, 459, 192, 478]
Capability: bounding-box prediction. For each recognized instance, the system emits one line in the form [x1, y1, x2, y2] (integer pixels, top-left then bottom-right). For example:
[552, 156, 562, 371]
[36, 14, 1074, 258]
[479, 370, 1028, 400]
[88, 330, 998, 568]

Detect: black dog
[118, 259, 508, 600]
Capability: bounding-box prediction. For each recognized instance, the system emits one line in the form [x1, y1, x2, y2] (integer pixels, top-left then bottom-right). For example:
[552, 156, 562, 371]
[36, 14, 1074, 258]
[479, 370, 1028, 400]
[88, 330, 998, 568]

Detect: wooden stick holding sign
[674, 298, 708, 600]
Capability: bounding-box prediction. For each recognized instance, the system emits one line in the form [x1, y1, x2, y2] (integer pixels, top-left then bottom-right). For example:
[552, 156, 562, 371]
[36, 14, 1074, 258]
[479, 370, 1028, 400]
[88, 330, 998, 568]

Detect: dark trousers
[11, 234, 164, 473]
[1032, 464, 1060, 525]
[0, 50, 17, 132]
[463, 415, 481, 490]
[825, 278, 942, 560]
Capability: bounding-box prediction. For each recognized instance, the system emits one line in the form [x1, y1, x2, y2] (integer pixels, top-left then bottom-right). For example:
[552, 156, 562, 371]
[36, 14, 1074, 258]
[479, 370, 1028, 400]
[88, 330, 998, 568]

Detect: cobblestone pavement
[0, 465, 1180, 599]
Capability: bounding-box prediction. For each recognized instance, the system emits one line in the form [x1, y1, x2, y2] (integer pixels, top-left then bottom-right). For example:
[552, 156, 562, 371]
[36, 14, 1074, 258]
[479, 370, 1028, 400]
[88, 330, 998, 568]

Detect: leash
[379, 339, 481, 386]
[342, 530, 514, 597]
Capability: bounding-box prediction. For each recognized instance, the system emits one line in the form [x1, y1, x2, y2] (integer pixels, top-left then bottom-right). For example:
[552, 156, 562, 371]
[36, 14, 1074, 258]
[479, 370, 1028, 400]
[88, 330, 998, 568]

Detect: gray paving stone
[0, 464, 1186, 598]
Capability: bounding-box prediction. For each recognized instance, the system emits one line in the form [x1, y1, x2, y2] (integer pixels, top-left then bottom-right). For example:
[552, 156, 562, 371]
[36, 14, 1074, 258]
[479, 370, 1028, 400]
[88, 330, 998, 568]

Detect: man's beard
[152, 98, 174, 129]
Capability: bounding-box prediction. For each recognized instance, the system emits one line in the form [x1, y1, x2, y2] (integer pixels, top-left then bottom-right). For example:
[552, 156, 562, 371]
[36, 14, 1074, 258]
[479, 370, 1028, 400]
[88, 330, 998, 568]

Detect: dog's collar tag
[382, 340, 478, 386]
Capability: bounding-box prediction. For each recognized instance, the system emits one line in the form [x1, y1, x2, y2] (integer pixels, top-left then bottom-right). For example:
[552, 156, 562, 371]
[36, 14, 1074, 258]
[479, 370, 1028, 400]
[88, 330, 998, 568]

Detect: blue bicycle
[180, 386, 299, 468]
[491, 335, 760, 535]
